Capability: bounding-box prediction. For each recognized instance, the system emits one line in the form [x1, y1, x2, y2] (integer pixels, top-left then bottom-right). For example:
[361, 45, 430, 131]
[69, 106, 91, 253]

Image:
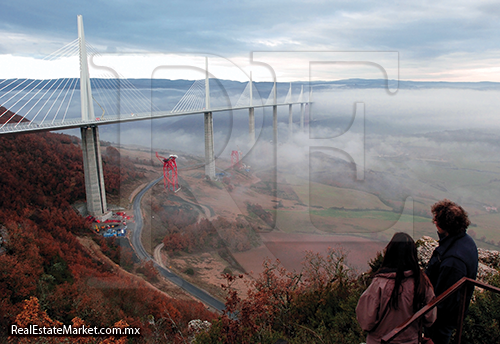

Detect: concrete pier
[248, 72, 255, 146]
[300, 103, 304, 132]
[288, 104, 293, 140]
[204, 112, 216, 179]
[81, 126, 107, 216]
[78, 16, 108, 218]
[273, 105, 278, 145]
[249, 107, 255, 145]
[204, 57, 215, 180]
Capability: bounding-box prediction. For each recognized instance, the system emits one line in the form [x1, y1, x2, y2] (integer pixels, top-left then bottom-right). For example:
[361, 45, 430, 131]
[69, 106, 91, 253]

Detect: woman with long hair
[356, 232, 436, 344]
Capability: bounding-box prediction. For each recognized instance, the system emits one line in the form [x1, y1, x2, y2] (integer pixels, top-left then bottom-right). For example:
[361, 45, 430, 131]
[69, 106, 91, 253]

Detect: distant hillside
[2, 78, 499, 92]
[0, 106, 29, 124]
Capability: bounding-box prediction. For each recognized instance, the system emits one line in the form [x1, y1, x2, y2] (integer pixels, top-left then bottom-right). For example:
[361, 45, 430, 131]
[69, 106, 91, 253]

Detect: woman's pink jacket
[356, 271, 437, 344]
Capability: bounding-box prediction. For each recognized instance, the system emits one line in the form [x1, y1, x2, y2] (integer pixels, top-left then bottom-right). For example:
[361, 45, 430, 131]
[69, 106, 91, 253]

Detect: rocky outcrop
[188, 319, 211, 343]
[417, 236, 499, 281]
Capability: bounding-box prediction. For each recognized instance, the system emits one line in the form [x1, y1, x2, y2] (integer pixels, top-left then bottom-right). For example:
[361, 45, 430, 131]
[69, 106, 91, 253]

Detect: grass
[273, 207, 432, 235]
[274, 210, 321, 233]
[310, 208, 429, 222]
[285, 174, 392, 210]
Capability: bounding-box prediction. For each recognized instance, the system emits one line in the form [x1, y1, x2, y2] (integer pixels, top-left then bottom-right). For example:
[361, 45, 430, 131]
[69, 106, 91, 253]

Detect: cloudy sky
[1, 0, 500, 82]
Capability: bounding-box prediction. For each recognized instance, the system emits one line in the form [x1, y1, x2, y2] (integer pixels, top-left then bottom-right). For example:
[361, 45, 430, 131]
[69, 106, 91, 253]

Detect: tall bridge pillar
[204, 57, 216, 180]
[81, 126, 107, 216]
[248, 72, 255, 145]
[288, 104, 293, 140]
[272, 80, 278, 144]
[78, 15, 108, 218]
[273, 106, 278, 144]
[299, 86, 305, 132]
[249, 108, 255, 145]
[204, 112, 216, 179]
[300, 103, 304, 132]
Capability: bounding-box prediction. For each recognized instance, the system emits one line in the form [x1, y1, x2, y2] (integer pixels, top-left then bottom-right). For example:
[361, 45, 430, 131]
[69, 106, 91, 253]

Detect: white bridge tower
[78, 15, 108, 218]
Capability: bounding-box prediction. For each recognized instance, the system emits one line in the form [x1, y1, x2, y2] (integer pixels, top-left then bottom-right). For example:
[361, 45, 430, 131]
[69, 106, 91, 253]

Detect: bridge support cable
[284, 82, 293, 103]
[31, 78, 69, 124]
[0, 79, 50, 119]
[45, 38, 80, 60]
[0, 38, 80, 127]
[0, 38, 79, 105]
[235, 82, 251, 108]
[119, 78, 157, 112]
[3, 77, 78, 126]
[89, 78, 117, 117]
[265, 84, 276, 106]
[61, 78, 78, 123]
[0, 79, 57, 128]
[20, 78, 68, 125]
[0, 79, 22, 93]
[171, 79, 205, 113]
[89, 76, 159, 118]
[94, 77, 130, 116]
[42, 77, 74, 124]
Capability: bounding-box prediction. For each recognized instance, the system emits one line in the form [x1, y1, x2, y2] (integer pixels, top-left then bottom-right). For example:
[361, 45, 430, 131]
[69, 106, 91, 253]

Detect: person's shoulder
[454, 233, 478, 254]
[463, 233, 478, 246]
[372, 271, 398, 283]
[368, 273, 395, 288]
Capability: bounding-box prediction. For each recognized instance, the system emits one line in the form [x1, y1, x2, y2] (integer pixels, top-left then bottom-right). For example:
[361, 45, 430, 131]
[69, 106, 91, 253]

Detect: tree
[196, 248, 365, 344]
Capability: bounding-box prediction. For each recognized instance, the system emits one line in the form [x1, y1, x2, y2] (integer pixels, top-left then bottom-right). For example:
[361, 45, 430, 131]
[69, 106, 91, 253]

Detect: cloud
[0, 2, 496, 54]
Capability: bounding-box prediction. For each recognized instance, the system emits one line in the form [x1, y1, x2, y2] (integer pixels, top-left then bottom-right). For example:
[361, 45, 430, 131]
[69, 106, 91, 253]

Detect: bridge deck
[0, 101, 308, 134]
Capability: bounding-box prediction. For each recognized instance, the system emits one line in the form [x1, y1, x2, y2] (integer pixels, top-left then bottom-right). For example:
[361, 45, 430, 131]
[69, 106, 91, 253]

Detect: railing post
[454, 282, 470, 344]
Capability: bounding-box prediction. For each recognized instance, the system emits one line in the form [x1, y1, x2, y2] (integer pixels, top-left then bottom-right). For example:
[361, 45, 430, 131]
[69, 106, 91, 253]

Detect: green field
[284, 174, 392, 210]
[310, 208, 429, 223]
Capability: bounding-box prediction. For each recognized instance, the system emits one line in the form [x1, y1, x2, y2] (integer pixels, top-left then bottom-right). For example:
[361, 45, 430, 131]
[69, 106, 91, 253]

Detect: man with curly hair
[425, 199, 478, 344]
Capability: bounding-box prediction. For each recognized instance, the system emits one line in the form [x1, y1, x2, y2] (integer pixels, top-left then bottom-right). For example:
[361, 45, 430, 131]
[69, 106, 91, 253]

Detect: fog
[3, 79, 500, 247]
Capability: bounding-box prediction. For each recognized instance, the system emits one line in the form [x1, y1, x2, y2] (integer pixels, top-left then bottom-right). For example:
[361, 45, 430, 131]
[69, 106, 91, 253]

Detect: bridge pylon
[77, 15, 108, 218]
[204, 57, 216, 180]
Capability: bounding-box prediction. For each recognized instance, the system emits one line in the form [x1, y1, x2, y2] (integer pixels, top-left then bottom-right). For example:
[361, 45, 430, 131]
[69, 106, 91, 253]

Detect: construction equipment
[156, 152, 180, 193]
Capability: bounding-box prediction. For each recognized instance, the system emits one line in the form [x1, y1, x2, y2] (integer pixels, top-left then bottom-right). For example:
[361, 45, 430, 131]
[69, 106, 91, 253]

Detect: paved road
[130, 177, 225, 312]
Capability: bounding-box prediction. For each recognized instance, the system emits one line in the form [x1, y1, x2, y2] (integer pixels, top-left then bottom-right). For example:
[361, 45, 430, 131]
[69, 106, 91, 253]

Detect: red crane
[231, 150, 241, 169]
[156, 152, 180, 192]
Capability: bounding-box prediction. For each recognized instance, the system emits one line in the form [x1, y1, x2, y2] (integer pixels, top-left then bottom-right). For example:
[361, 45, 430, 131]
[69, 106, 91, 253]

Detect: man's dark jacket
[425, 232, 478, 326]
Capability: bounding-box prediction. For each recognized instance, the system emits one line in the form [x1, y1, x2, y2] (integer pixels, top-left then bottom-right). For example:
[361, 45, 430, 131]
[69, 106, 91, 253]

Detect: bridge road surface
[130, 177, 226, 312]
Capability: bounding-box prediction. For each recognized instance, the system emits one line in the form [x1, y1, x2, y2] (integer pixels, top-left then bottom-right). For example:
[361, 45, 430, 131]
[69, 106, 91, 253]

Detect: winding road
[130, 177, 225, 312]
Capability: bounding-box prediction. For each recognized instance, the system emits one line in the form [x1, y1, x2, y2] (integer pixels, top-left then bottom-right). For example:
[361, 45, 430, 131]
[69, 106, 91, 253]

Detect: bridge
[0, 15, 311, 218]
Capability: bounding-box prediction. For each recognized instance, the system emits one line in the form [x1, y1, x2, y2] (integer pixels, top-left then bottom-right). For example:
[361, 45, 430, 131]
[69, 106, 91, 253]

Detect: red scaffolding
[231, 150, 241, 169]
[156, 152, 180, 192]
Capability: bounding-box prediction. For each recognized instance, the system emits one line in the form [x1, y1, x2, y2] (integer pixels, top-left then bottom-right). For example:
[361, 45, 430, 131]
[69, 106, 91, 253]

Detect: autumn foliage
[195, 248, 365, 344]
[0, 132, 215, 343]
[9, 296, 128, 344]
[162, 217, 260, 254]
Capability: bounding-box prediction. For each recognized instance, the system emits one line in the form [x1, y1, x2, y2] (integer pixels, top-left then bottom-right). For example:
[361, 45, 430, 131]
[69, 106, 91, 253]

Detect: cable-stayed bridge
[0, 15, 311, 218]
[0, 77, 309, 134]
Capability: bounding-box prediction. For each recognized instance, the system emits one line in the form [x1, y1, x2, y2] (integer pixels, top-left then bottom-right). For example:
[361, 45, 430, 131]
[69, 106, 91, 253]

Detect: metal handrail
[381, 277, 500, 344]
